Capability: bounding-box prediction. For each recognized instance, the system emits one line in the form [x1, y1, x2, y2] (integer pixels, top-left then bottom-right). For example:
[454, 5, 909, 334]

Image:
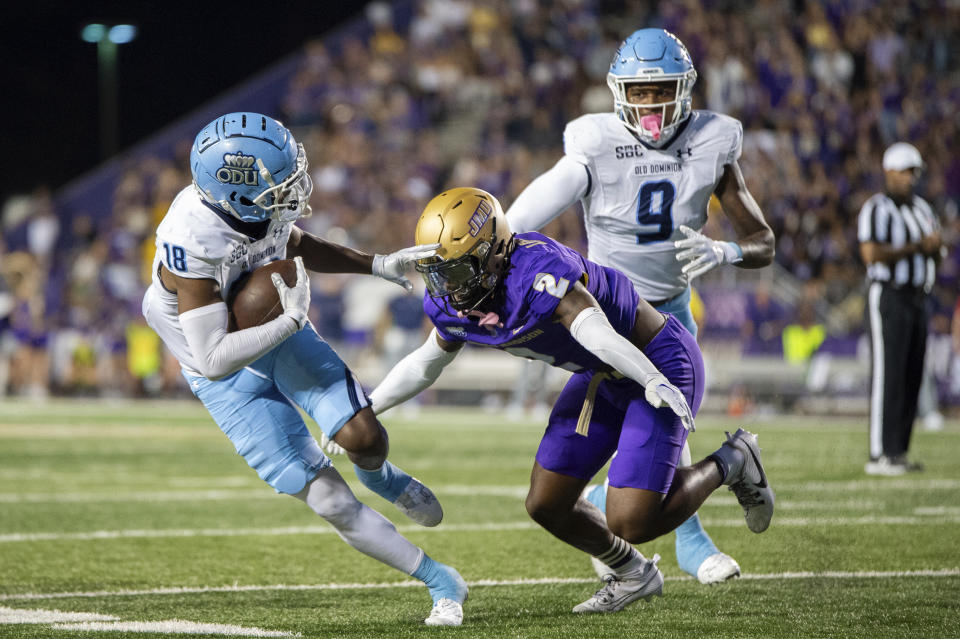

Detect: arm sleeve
[505, 156, 590, 233]
[179, 302, 299, 380]
[568, 306, 663, 387]
[368, 329, 459, 414]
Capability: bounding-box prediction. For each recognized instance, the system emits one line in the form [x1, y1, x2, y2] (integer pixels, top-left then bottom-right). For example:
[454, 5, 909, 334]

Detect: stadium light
[81, 22, 138, 160]
[108, 25, 138, 44]
[80, 23, 107, 43]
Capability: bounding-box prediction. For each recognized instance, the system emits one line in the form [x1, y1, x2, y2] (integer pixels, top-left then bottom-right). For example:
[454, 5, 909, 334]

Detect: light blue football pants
[185, 323, 369, 495]
[653, 287, 697, 337]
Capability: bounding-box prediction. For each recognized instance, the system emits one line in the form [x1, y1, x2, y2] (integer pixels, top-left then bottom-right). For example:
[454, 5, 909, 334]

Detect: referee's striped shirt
[857, 193, 939, 292]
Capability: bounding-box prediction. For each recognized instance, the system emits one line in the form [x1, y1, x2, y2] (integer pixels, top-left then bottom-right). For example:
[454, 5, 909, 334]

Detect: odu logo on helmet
[216, 152, 259, 186]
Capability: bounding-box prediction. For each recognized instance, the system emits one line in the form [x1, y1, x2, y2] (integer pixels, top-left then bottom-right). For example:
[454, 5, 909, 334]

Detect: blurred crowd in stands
[1, 0, 958, 411]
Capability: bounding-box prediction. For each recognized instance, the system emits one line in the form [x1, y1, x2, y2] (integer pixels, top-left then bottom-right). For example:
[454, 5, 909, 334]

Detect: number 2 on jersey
[635, 180, 676, 244]
[533, 273, 570, 298]
[163, 243, 188, 272]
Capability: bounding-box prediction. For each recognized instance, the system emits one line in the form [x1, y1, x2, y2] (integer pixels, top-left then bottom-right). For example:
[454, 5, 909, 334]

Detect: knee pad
[271, 464, 313, 496]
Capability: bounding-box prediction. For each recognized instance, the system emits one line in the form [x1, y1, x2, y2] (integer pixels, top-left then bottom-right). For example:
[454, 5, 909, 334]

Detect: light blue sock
[412, 554, 468, 604]
[353, 461, 412, 502]
[584, 482, 607, 512]
[675, 513, 721, 577]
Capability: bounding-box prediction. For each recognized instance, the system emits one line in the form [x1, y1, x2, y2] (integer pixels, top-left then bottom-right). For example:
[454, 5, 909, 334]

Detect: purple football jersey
[423, 232, 639, 371]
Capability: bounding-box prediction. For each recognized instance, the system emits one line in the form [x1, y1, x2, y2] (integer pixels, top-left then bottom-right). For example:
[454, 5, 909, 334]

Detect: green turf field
[1, 399, 958, 638]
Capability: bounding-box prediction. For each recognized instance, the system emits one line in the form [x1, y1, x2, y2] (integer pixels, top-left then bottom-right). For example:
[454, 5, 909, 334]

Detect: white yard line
[4, 513, 960, 545]
[1, 607, 298, 636]
[52, 621, 297, 636]
[4, 476, 959, 504]
[0, 521, 540, 543]
[2, 569, 958, 603]
[793, 478, 960, 491]
[0, 490, 275, 504]
[0, 606, 118, 623]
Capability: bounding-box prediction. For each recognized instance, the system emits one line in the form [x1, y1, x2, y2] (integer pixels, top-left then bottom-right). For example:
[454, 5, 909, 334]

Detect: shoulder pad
[688, 111, 743, 164]
[156, 188, 225, 263]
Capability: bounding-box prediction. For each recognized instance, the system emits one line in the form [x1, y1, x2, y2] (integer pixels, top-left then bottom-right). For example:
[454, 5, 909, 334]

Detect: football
[227, 260, 298, 331]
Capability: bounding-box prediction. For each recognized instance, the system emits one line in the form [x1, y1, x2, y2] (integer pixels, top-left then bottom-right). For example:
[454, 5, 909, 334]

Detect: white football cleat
[696, 552, 741, 584]
[723, 429, 774, 533]
[864, 456, 907, 476]
[573, 554, 663, 614]
[394, 478, 443, 527]
[425, 598, 463, 626]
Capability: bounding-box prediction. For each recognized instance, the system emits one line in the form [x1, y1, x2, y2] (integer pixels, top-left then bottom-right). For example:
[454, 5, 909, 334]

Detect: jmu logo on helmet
[216, 152, 259, 186]
[468, 200, 492, 236]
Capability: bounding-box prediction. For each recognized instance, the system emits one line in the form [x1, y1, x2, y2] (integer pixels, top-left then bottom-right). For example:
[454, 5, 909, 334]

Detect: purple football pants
[535, 314, 704, 493]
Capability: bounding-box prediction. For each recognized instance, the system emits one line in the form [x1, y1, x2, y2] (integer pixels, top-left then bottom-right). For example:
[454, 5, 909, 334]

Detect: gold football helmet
[415, 187, 513, 311]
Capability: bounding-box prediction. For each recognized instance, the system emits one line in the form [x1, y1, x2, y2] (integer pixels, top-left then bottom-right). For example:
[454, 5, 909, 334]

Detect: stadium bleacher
[0, 0, 957, 413]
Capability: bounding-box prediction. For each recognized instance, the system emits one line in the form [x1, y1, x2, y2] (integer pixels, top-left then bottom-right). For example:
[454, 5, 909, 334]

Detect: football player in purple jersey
[506, 27, 776, 586]
[369, 187, 774, 614]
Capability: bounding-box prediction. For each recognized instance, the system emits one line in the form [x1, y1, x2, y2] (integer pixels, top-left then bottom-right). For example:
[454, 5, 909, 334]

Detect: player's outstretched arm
[368, 329, 463, 414]
[554, 283, 695, 431]
[287, 227, 438, 291]
[169, 258, 308, 380]
[505, 156, 590, 233]
[712, 161, 775, 268]
[371, 243, 441, 291]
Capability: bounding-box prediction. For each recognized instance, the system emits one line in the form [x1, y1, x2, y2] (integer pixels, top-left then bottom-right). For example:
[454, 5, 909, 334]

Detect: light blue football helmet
[190, 112, 313, 223]
[607, 28, 697, 147]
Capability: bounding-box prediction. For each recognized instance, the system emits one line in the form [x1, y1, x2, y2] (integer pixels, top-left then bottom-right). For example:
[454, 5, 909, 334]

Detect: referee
[857, 142, 944, 476]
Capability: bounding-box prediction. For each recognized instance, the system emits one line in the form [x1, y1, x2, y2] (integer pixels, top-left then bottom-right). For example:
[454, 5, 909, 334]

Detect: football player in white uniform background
[506, 29, 775, 585]
[142, 112, 466, 626]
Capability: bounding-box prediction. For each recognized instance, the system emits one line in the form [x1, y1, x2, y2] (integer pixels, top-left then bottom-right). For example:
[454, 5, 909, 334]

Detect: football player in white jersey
[506, 29, 774, 585]
[142, 113, 466, 626]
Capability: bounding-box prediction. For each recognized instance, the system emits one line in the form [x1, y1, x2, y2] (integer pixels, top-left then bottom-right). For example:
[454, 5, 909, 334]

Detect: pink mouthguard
[639, 114, 662, 140]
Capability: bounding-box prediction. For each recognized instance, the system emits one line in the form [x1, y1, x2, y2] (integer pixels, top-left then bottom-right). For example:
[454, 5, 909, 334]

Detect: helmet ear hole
[239, 196, 255, 206]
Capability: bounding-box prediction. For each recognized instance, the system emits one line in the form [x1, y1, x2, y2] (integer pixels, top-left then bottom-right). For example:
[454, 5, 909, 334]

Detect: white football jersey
[564, 110, 742, 301]
[142, 185, 294, 375]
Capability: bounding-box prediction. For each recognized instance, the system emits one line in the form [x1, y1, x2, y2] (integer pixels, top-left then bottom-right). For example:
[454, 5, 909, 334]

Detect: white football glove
[320, 432, 346, 456]
[674, 225, 743, 280]
[372, 243, 441, 291]
[643, 374, 695, 432]
[271, 255, 311, 329]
